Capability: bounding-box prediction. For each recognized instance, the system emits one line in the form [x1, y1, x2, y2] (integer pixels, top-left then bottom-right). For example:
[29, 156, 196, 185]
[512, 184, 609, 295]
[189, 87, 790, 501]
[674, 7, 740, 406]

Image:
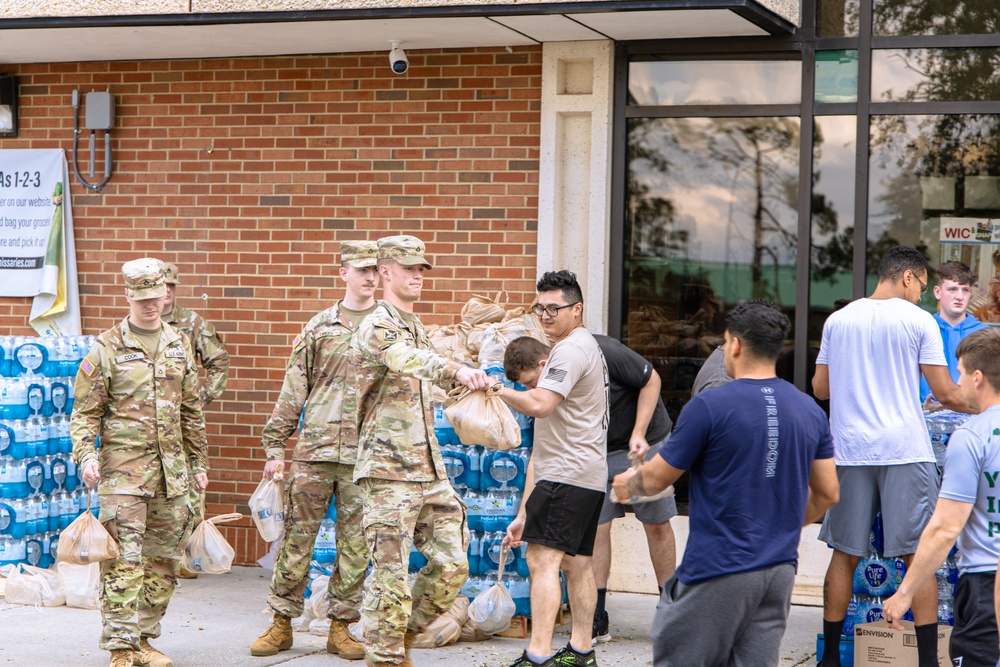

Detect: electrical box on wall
[85, 91, 114, 130]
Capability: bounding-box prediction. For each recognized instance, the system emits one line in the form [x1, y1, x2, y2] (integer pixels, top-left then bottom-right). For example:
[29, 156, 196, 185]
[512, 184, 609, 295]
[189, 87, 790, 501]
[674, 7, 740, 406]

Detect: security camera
[389, 40, 408, 75]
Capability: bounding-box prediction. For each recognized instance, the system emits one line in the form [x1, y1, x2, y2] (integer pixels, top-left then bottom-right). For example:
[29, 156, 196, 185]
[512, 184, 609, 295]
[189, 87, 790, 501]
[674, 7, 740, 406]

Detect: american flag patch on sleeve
[545, 367, 567, 383]
[292, 335, 301, 348]
[80, 357, 96, 376]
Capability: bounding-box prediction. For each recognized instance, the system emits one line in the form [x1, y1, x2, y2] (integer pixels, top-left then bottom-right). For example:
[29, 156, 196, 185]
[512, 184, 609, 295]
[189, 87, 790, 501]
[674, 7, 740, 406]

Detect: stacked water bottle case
[0, 335, 99, 569]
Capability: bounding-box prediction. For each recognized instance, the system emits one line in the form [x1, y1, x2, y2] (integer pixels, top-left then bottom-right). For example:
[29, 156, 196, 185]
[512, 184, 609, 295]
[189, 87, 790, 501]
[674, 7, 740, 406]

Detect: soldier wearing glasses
[496, 270, 610, 667]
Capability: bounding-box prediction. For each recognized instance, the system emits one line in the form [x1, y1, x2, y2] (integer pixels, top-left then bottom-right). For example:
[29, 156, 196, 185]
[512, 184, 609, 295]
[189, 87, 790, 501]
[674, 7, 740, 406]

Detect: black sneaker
[592, 609, 611, 644]
[552, 643, 599, 667]
[508, 651, 555, 667]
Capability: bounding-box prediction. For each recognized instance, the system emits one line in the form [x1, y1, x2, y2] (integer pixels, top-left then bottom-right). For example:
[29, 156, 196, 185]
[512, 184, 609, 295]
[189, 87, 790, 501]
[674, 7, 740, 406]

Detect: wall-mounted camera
[389, 41, 408, 75]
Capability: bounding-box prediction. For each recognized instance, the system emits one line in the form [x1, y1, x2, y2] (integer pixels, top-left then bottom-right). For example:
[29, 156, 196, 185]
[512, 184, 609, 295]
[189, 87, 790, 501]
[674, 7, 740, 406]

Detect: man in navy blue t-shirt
[612, 299, 839, 667]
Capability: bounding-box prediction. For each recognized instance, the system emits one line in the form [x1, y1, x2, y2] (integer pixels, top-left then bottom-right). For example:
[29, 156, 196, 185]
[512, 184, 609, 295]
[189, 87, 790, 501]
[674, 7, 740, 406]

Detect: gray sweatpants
[652, 563, 796, 667]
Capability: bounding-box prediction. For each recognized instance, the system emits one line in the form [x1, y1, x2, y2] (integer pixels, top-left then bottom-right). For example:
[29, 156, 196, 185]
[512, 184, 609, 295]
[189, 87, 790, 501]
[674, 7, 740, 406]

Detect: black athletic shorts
[951, 571, 999, 667]
[522, 480, 605, 557]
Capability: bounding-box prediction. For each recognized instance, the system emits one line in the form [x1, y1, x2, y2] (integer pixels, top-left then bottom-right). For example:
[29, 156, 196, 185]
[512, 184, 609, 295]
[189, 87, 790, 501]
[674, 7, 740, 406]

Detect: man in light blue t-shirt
[920, 260, 988, 404]
[884, 327, 1000, 667]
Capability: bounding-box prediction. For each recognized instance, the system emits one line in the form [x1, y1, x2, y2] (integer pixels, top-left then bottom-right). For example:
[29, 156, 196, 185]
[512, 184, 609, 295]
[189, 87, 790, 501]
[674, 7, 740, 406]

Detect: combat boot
[327, 619, 365, 660]
[109, 649, 134, 667]
[250, 613, 293, 656]
[134, 638, 173, 667]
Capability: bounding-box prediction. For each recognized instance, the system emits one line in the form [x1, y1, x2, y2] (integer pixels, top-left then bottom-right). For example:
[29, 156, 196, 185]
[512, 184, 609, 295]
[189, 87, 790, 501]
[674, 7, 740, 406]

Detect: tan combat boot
[177, 566, 198, 580]
[250, 613, 293, 657]
[109, 649, 134, 667]
[327, 619, 365, 660]
[134, 638, 173, 667]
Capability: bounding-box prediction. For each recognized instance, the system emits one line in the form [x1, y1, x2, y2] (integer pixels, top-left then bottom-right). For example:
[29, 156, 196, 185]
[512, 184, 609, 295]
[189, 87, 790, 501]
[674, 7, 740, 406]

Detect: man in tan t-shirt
[496, 269, 609, 667]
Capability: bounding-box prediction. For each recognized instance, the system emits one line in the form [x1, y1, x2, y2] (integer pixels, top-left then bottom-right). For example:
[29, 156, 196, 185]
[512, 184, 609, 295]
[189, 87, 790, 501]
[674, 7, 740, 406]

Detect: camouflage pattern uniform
[261, 298, 373, 621]
[162, 265, 229, 529]
[71, 259, 208, 653]
[353, 275, 470, 665]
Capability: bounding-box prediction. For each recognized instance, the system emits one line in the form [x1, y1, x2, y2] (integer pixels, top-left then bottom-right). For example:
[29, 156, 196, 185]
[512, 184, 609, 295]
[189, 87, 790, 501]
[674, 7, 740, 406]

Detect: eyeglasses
[913, 273, 927, 297]
[531, 302, 579, 318]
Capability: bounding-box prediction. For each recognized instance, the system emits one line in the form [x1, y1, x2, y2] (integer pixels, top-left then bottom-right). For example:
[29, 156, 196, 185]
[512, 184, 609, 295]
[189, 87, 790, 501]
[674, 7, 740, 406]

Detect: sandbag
[248, 466, 285, 543]
[58, 562, 100, 609]
[444, 386, 521, 450]
[461, 293, 505, 326]
[409, 595, 469, 648]
[182, 512, 242, 575]
[57, 494, 120, 565]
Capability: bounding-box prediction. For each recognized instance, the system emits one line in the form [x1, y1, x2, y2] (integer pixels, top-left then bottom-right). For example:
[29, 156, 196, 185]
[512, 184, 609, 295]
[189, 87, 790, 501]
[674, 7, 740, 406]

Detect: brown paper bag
[57, 494, 120, 565]
[444, 386, 521, 450]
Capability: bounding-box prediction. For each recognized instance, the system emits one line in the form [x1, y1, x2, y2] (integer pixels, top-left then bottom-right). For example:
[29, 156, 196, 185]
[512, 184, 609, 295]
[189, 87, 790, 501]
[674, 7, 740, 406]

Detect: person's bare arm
[803, 457, 839, 525]
[496, 385, 563, 419]
[812, 364, 830, 401]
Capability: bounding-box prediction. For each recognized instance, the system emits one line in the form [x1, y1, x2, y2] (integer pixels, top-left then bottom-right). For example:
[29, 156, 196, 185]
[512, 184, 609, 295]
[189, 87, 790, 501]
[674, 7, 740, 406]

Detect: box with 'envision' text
[854, 621, 951, 667]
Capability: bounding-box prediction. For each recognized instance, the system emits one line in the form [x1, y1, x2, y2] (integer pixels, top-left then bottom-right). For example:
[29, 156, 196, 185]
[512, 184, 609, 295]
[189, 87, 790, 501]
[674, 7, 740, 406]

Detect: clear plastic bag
[445, 386, 521, 451]
[182, 511, 242, 575]
[5, 563, 65, 607]
[58, 561, 100, 609]
[468, 547, 516, 634]
[248, 467, 285, 543]
[57, 493, 120, 565]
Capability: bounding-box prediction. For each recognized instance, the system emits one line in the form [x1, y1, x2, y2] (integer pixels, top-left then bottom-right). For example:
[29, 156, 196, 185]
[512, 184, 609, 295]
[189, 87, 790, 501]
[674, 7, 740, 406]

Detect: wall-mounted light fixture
[0, 74, 18, 138]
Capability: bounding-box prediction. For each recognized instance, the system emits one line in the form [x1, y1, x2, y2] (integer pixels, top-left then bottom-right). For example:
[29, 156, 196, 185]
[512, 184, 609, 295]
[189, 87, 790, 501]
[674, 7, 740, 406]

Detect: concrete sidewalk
[0, 565, 823, 666]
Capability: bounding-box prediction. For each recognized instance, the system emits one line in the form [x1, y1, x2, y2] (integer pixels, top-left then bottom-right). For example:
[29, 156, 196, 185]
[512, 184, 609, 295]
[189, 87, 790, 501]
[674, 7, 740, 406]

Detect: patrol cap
[377, 235, 432, 269]
[341, 240, 378, 268]
[122, 258, 167, 300]
[163, 263, 181, 285]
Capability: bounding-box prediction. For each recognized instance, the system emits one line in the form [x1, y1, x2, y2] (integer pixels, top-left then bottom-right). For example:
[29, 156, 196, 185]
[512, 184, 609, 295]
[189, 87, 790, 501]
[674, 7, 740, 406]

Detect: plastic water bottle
[50, 414, 71, 454]
[89, 487, 100, 518]
[49, 489, 63, 532]
[468, 530, 482, 576]
[3, 498, 27, 539]
[464, 489, 484, 532]
[460, 574, 486, 601]
[25, 495, 42, 536]
[312, 518, 338, 564]
[0, 457, 28, 497]
[58, 490, 74, 529]
[853, 557, 894, 597]
[25, 458, 44, 496]
[39, 532, 54, 568]
[12, 338, 46, 377]
[0, 421, 23, 459]
[508, 574, 531, 617]
[0, 535, 14, 566]
[481, 448, 528, 490]
[460, 445, 481, 490]
[50, 380, 70, 416]
[63, 457, 79, 492]
[0, 336, 12, 377]
[25, 537, 42, 566]
[442, 444, 467, 492]
[434, 402, 457, 446]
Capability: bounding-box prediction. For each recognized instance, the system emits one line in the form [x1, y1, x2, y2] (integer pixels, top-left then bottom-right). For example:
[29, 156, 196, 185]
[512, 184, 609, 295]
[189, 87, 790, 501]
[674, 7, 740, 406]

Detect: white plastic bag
[248, 466, 285, 543]
[182, 512, 241, 575]
[468, 548, 516, 634]
[58, 562, 100, 609]
[5, 564, 66, 607]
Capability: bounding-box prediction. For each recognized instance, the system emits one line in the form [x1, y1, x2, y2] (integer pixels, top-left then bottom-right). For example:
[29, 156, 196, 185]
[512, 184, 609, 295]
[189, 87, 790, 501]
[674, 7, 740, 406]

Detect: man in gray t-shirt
[883, 328, 1000, 667]
[498, 270, 610, 667]
[690, 346, 731, 396]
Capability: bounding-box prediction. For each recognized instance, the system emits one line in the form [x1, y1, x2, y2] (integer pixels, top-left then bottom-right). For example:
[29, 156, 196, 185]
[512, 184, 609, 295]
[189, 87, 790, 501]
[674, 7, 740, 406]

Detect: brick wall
[0, 47, 542, 564]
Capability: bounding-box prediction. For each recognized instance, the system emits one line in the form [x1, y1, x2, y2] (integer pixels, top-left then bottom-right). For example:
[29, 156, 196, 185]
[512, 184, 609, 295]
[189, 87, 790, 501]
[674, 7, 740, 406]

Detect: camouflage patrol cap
[122, 258, 167, 300]
[341, 240, 378, 268]
[163, 263, 181, 285]
[377, 235, 432, 269]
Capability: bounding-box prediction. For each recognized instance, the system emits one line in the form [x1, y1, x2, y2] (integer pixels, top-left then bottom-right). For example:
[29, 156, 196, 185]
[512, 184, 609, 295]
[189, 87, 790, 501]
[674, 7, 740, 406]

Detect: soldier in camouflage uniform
[162, 264, 229, 579]
[72, 258, 209, 667]
[249, 240, 379, 661]
[353, 235, 491, 667]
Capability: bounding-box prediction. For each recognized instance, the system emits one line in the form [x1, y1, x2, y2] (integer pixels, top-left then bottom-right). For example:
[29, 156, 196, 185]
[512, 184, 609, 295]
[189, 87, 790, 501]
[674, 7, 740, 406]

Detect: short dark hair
[956, 328, 1000, 392]
[726, 299, 790, 360]
[936, 260, 975, 287]
[536, 270, 583, 305]
[503, 337, 550, 383]
[877, 246, 930, 283]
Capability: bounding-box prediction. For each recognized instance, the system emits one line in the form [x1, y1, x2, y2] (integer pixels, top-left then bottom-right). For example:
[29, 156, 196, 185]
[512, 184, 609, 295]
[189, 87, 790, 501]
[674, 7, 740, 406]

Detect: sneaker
[508, 651, 555, 667]
[552, 643, 598, 667]
[592, 609, 611, 645]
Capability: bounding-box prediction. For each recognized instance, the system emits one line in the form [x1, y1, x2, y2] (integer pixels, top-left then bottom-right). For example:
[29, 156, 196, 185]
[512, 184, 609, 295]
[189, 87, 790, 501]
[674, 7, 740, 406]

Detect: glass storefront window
[868, 114, 1000, 315]
[818, 0, 860, 38]
[628, 60, 801, 106]
[624, 116, 800, 418]
[810, 116, 856, 342]
[874, 1, 1000, 37]
[816, 50, 859, 104]
[872, 49, 1000, 103]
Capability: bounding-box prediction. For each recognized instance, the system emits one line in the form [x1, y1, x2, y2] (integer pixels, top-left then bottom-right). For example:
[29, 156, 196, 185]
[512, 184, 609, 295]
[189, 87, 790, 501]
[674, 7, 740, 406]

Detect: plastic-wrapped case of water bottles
[840, 513, 959, 637]
[925, 409, 971, 469]
[0, 335, 99, 569]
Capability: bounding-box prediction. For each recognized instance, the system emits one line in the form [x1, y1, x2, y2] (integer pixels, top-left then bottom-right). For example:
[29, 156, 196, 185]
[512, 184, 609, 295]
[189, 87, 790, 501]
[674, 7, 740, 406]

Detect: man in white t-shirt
[496, 270, 610, 667]
[812, 245, 974, 667]
[883, 327, 1000, 667]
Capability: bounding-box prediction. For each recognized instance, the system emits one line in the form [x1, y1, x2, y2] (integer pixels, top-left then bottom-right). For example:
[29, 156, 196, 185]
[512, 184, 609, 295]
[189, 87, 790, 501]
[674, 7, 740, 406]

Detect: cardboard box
[854, 621, 951, 667]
